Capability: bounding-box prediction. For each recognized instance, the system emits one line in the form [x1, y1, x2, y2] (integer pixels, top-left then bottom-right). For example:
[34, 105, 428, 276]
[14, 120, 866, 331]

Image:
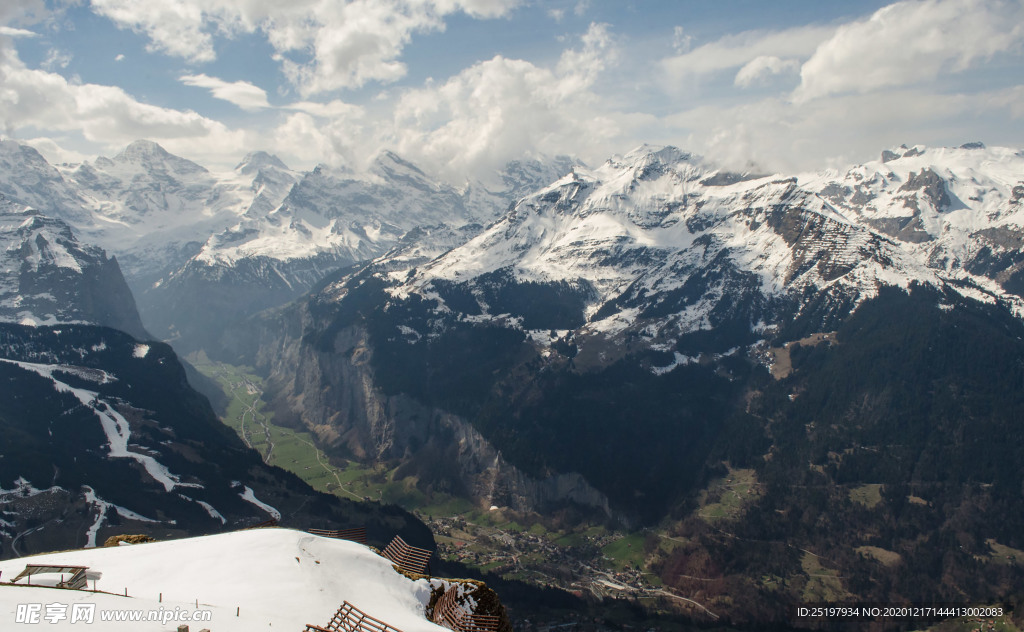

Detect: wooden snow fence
[308, 527, 367, 544]
[304, 601, 404, 632]
[10, 564, 89, 589]
[381, 535, 432, 576]
[431, 588, 501, 632]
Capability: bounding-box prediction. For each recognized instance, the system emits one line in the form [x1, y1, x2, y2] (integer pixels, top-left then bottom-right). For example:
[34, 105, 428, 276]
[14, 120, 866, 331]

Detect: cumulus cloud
[385, 22, 624, 180]
[180, 73, 270, 111]
[87, 0, 521, 94]
[734, 55, 800, 88]
[793, 0, 1024, 103]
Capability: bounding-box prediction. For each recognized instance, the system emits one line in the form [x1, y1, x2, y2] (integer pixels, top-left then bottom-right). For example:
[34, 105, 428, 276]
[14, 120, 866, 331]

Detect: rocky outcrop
[0, 204, 149, 339]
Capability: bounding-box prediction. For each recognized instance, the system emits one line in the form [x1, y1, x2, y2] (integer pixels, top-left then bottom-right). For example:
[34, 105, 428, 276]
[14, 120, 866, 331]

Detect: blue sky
[1, 0, 1022, 181]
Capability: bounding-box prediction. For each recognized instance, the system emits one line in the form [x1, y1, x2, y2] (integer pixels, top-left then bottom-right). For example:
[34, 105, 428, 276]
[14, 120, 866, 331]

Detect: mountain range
[2, 136, 1023, 626]
[0, 138, 577, 352]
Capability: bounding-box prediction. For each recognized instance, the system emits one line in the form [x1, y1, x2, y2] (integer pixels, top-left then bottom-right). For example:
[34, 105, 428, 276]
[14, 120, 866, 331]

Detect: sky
[1, 0, 1022, 182]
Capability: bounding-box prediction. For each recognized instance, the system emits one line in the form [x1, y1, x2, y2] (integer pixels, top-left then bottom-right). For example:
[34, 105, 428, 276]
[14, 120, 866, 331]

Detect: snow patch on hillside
[82, 485, 160, 548]
[238, 486, 281, 521]
[0, 359, 197, 493]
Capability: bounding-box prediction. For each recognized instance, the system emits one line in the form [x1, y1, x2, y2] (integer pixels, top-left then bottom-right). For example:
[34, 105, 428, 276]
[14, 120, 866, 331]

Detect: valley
[189, 358, 905, 626]
[192, 357, 732, 621]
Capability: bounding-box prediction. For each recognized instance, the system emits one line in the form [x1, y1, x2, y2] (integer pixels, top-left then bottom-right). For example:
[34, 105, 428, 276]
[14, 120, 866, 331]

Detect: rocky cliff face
[236, 296, 613, 517]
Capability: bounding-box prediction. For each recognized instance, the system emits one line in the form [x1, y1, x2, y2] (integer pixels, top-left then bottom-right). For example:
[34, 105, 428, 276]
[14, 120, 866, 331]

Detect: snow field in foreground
[0, 528, 446, 631]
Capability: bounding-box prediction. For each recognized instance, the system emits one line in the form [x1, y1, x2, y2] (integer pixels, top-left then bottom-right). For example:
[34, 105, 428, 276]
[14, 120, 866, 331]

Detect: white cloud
[665, 86, 1024, 173]
[548, 8, 565, 22]
[662, 24, 835, 83]
[42, 48, 72, 70]
[87, 0, 521, 95]
[269, 98, 371, 168]
[556, 22, 616, 89]
[734, 55, 800, 88]
[22, 136, 93, 165]
[271, 109, 370, 168]
[89, 0, 215, 62]
[793, 0, 1024, 103]
[671, 26, 692, 55]
[0, 1, 46, 29]
[385, 22, 625, 180]
[0, 26, 39, 38]
[285, 99, 365, 119]
[180, 73, 270, 111]
[0, 40, 246, 162]
[114, 54, 125, 61]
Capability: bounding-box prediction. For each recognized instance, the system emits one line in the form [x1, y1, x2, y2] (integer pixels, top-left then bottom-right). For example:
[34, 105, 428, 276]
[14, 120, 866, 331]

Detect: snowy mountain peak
[236, 151, 290, 175]
[0, 138, 50, 167]
[616, 144, 695, 168]
[494, 154, 583, 198]
[113, 140, 207, 175]
[370, 150, 437, 191]
[0, 139, 85, 219]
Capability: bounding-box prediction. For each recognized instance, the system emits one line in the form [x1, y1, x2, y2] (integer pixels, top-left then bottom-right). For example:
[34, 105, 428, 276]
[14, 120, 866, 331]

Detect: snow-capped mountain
[0, 138, 302, 290]
[0, 200, 147, 338]
[382, 143, 1024, 361]
[810, 143, 1024, 293]
[0, 140, 92, 224]
[186, 150, 572, 273]
[56, 140, 301, 286]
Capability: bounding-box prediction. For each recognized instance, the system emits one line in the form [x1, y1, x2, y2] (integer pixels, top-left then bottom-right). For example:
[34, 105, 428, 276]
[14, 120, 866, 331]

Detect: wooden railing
[10, 564, 90, 589]
[308, 527, 367, 544]
[63, 567, 88, 590]
[432, 588, 501, 632]
[304, 601, 404, 632]
[381, 535, 432, 576]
